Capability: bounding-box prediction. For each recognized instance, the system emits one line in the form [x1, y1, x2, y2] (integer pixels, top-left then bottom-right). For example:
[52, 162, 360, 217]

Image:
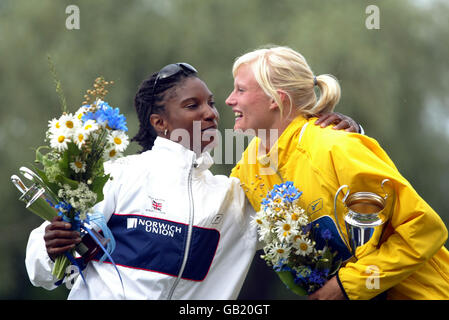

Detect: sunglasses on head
[151, 62, 198, 105]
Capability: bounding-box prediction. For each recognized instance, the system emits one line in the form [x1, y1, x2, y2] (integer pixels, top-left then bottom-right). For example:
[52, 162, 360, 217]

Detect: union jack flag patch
[152, 199, 162, 211]
[146, 196, 166, 214]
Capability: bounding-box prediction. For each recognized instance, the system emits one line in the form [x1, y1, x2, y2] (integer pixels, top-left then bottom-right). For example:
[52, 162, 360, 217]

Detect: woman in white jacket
[26, 63, 260, 299]
[25, 63, 358, 299]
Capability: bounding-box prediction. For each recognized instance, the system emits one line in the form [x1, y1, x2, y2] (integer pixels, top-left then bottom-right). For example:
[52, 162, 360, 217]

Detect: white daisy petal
[59, 113, 81, 132]
[74, 129, 87, 149]
[274, 219, 294, 242]
[82, 119, 99, 135]
[103, 147, 122, 161]
[107, 130, 129, 152]
[293, 236, 314, 257]
[75, 106, 90, 122]
[48, 118, 62, 132]
[70, 158, 86, 173]
[49, 131, 70, 152]
[268, 242, 290, 263]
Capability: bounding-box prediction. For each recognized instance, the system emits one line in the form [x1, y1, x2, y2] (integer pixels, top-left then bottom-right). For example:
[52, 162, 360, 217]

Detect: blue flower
[273, 259, 292, 272]
[294, 266, 312, 286]
[82, 101, 128, 132]
[82, 111, 97, 123]
[284, 186, 302, 202]
[99, 106, 128, 131]
[321, 228, 333, 241]
[302, 223, 312, 234]
[265, 181, 303, 203]
[307, 269, 328, 287]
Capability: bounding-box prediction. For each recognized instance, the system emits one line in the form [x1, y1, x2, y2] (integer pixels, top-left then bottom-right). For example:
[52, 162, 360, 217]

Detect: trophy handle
[11, 175, 28, 194]
[334, 185, 350, 250]
[380, 178, 394, 221]
[380, 178, 391, 200]
[377, 178, 396, 248]
[19, 166, 59, 205]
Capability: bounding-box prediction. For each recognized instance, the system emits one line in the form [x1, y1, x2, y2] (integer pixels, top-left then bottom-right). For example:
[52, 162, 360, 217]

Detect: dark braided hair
[132, 70, 198, 152]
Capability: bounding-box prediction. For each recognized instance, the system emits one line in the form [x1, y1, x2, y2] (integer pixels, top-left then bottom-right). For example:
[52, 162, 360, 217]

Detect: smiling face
[151, 76, 219, 154]
[225, 63, 275, 133]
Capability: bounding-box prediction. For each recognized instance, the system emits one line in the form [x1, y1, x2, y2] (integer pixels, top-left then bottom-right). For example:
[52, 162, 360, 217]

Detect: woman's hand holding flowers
[44, 216, 81, 261]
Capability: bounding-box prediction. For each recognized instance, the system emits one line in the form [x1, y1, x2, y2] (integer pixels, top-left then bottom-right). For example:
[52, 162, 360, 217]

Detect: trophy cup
[11, 167, 108, 264]
[11, 167, 59, 221]
[333, 179, 395, 259]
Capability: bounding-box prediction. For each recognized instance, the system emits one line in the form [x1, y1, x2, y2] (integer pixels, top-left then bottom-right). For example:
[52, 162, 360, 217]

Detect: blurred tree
[0, 0, 448, 299]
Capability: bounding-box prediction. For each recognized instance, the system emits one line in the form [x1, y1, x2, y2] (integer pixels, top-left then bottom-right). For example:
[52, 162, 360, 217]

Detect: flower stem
[53, 253, 71, 280]
[47, 55, 68, 114]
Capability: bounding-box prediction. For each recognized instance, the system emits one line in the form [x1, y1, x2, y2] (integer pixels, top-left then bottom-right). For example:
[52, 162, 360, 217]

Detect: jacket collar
[276, 115, 309, 152]
[254, 115, 309, 168]
[150, 137, 214, 172]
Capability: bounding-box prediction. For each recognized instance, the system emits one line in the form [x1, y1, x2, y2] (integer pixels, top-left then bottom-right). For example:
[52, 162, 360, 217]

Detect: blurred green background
[1, 0, 448, 299]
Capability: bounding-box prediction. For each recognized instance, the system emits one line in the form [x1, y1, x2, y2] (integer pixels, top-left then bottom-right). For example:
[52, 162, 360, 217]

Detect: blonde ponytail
[311, 74, 341, 115]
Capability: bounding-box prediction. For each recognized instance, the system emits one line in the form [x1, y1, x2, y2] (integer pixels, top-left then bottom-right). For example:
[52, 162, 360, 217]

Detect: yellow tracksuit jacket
[230, 115, 449, 300]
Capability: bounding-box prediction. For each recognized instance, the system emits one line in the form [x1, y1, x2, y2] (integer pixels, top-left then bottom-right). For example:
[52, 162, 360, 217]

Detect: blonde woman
[227, 45, 449, 300]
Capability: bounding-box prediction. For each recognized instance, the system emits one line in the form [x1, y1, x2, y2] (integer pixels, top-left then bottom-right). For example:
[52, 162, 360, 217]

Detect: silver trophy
[334, 179, 395, 259]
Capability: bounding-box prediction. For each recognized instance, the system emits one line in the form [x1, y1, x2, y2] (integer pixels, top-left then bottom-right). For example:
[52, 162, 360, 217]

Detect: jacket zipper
[167, 159, 196, 300]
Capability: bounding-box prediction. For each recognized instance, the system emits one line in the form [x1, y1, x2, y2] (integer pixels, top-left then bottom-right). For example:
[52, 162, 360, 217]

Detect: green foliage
[1, 0, 448, 299]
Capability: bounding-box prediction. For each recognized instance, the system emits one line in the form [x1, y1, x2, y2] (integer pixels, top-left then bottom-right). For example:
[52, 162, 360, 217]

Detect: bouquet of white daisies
[253, 181, 342, 295]
[12, 75, 128, 281]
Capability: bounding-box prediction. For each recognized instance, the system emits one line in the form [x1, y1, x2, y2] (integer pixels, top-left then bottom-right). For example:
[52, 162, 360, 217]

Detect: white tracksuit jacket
[25, 137, 259, 299]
